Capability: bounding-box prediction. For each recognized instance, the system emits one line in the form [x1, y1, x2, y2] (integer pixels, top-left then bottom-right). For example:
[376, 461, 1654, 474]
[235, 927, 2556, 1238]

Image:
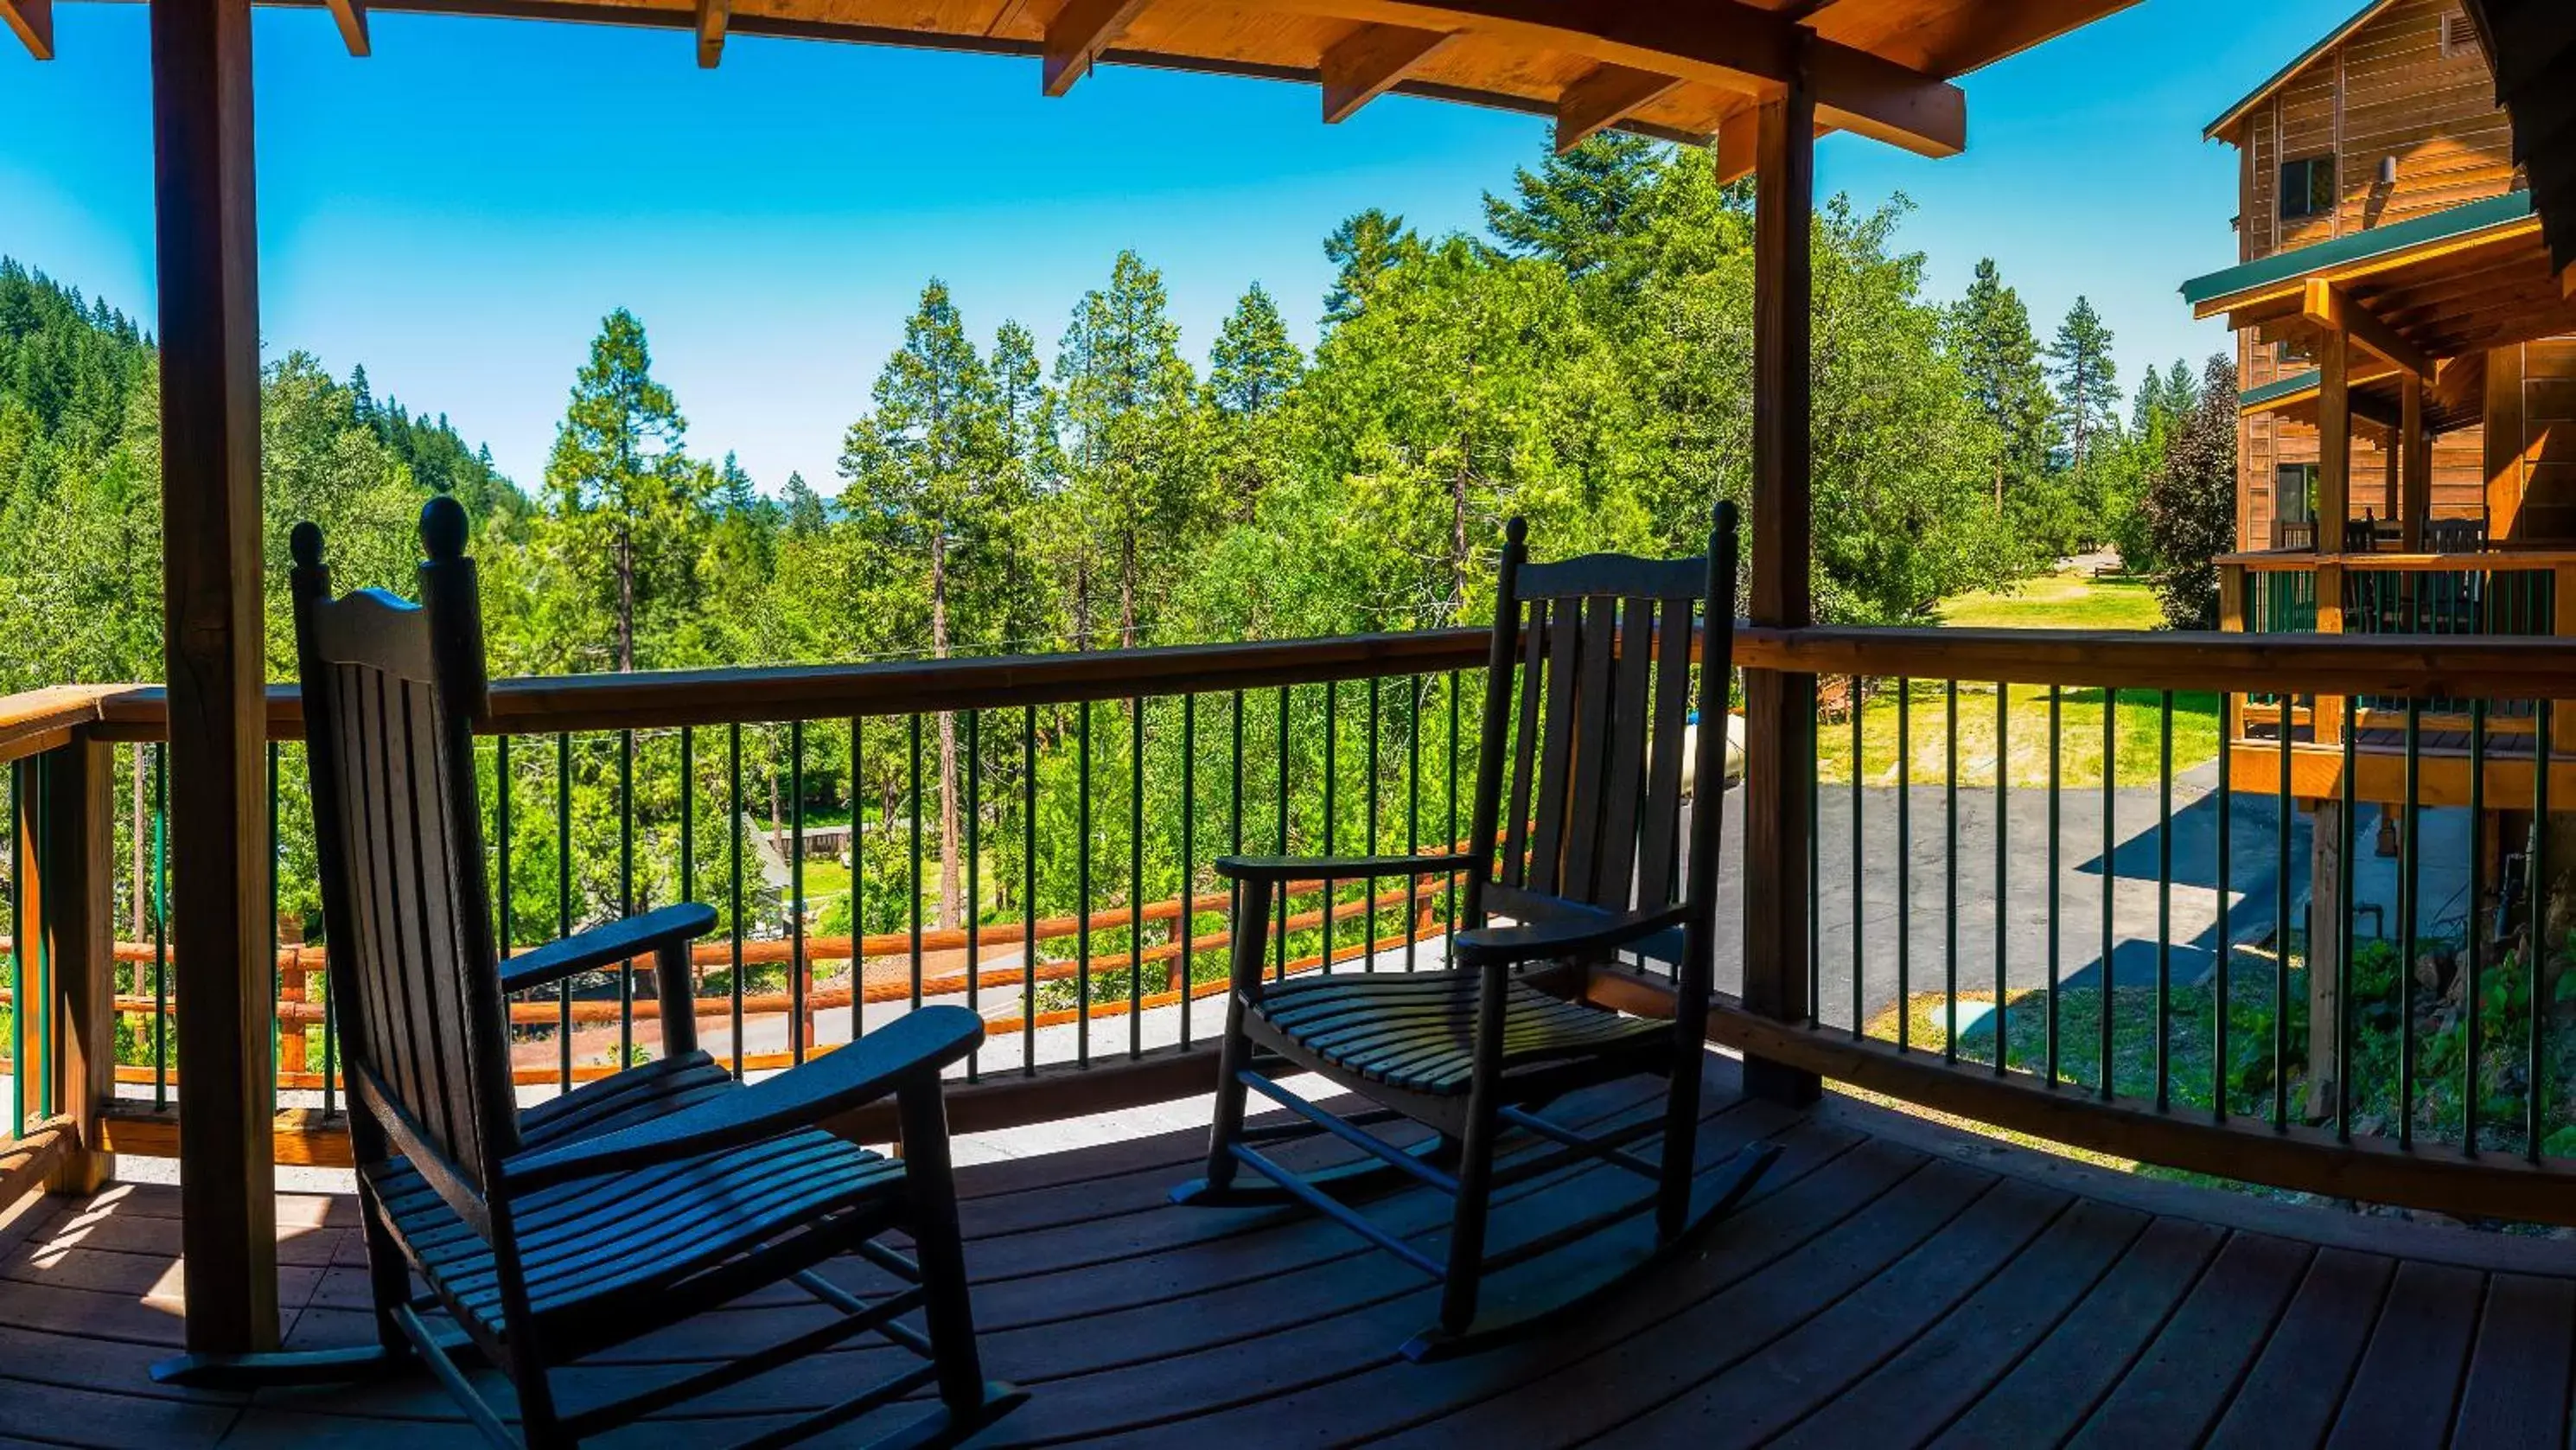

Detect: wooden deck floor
[4, 1057, 2574, 1447]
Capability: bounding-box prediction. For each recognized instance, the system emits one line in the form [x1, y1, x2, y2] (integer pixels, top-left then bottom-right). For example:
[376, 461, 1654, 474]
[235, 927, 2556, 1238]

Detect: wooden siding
[2226, 0, 2529, 552]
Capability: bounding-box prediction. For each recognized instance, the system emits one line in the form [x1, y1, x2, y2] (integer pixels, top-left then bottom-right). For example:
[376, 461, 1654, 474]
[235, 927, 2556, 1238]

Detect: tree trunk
[615, 516, 635, 673]
[931, 532, 963, 932]
[1120, 527, 1138, 649]
[1450, 452, 1470, 622]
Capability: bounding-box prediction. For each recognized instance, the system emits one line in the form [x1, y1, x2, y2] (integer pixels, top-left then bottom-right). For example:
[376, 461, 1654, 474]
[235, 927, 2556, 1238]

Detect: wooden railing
[13, 622, 2576, 1230]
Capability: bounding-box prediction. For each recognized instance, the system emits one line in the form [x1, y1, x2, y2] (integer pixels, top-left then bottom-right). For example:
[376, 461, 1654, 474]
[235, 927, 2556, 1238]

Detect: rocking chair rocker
[152, 497, 1023, 1449]
[1172, 500, 1776, 1360]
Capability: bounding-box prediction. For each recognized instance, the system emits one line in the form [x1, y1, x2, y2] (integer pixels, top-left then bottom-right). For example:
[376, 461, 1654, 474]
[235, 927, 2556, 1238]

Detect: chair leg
[1198, 878, 1272, 1197]
[1654, 1056, 1703, 1243]
[897, 1076, 998, 1423]
[1437, 1094, 1501, 1336]
[355, 1184, 413, 1356]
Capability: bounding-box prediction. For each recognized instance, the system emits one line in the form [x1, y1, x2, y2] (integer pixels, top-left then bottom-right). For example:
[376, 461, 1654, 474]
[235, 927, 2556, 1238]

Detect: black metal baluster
[1946, 679, 1958, 1064]
[1367, 677, 1380, 972]
[2337, 717, 2357, 1138]
[1322, 680, 1337, 973]
[557, 732, 573, 1090]
[1897, 680, 1912, 1051]
[1077, 699, 1093, 1064]
[2214, 699, 2230, 1120]
[1023, 706, 1038, 1076]
[679, 726, 693, 1056]
[791, 719, 807, 1065]
[1406, 678, 1421, 974]
[2465, 698, 2484, 1154]
[1144, 690, 1154, 1056]
[154, 742, 168, 1109]
[2276, 693, 2292, 1131]
[913, 713, 926, 1018]
[2530, 701, 2550, 1163]
[1179, 694, 1196, 1043]
[1996, 681, 2010, 1072]
[730, 723, 744, 1081]
[1853, 677, 1866, 1042]
[1446, 670, 1462, 967]
[2400, 699, 2421, 1149]
[1276, 684, 1291, 977]
[1230, 689, 1247, 982]
[2101, 688, 2116, 1102]
[619, 729, 635, 1068]
[2157, 691, 2173, 1113]
[967, 710, 982, 1081]
[2048, 686, 2060, 1084]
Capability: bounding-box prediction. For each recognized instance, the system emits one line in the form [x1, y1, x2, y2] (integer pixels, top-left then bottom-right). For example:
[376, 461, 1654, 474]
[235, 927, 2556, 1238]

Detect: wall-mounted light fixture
[2378, 156, 2399, 187]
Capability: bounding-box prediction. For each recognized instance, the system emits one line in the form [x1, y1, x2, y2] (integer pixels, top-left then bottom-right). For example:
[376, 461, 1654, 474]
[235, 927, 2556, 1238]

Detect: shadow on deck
[3, 1054, 2572, 1447]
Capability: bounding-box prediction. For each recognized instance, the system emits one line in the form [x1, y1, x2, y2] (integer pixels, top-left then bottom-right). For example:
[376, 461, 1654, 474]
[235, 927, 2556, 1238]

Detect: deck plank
[2066, 1230, 2314, 1448]
[1609, 1173, 2074, 1447]
[1768, 1198, 2149, 1449]
[2324, 1259, 2486, 1450]
[1929, 1217, 2229, 1449]
[2449, 1273, 2574, 1449]
[2204, 1248, 2399, 1450]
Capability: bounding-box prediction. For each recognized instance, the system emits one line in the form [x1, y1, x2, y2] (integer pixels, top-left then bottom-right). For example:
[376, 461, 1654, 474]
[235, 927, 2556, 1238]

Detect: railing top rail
[0, 684, 130, 767]
[1735, 623, 2576, 698]
[2217, 549, 2576, 572]
[61, 628, 1495, 743]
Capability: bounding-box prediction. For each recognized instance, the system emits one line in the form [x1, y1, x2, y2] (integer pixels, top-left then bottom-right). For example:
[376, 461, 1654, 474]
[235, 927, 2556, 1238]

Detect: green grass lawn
[1816, 570, 2219, 790]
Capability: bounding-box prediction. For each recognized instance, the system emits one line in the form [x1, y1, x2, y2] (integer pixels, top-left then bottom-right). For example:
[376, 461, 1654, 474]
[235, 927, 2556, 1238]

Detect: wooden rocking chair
[1171, 501, 1777, 1360]
[152, 497, 1023, 1449]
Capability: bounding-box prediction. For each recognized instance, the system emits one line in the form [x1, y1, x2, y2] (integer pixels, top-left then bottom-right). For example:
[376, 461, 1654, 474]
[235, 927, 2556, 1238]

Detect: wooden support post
[2314, 559, 2344, 744]
[1740, 40, 1819, 1109]
[41, 744, 114, 1195]
[151, 0, 278, 1356]
[2306, 797, 2343, 1123]
[2400, 374, 2428, 553]
[2318, 325, 2351, 552]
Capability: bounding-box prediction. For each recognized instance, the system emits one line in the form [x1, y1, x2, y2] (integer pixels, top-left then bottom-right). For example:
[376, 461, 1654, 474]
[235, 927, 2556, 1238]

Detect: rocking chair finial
[420, 494, 469, 561]
[290, 520, 326, 569]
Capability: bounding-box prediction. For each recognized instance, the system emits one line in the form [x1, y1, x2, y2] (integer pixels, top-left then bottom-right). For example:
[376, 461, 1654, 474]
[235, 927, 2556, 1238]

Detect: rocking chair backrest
[1465, 504, 1739, 983]
[290, 497, 517, 1219]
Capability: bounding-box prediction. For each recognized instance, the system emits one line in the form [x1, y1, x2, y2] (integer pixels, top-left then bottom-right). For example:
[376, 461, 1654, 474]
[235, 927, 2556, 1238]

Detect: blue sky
[2, 0, 2368, 491]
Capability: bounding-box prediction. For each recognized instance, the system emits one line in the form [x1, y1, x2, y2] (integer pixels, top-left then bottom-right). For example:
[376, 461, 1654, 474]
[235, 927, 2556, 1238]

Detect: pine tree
[1483, 132, 1662, 284]
[1322, 209, 1416, 329]
[2047, 297, 2120, 470]
[1948, 259, 2055, 510]
[1055, 250, 1200, 648]
[1208, 284, 1303, 417]
[539, 308, 691, 672]
[839, 279, 1004, 927]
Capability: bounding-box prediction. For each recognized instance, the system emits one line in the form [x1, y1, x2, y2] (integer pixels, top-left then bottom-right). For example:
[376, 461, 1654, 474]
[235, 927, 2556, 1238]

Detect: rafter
[2304, 279, 2436, 380]
[2, 0, 54, 61]
[1319, 22, 1455, 123]
[1275, 0, 1964, 158]
[1553, 63, 1680, 154]
[324, 0, 370, 55]
[695, 0, 728, 67]
[1043, 0, 1153, 96]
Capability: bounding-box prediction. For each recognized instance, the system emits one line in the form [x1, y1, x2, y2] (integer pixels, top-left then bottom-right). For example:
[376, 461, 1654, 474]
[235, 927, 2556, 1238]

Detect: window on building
[2280, 156, 2336, 220]
[2275, 337, 2316, 367]
[2277, 464, 2317, 524]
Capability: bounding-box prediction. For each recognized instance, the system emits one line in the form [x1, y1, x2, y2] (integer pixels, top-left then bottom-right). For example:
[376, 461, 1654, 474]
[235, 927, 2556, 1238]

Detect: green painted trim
[2241, 371, 2321, 409]
[2179, 191, 2535, 306]
[2204, 0, 2394, 140]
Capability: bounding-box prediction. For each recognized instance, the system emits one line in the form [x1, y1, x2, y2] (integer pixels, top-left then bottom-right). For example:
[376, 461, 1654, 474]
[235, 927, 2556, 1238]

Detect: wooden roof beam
[324, 0, 369, 55]
[695, 0, 728, 67]
[1554, 63, 1681, 153]
[3, 0, 53, 60]
[1333, 1, 1964, 158]
[1043, 0, 1152, 96]
[2304, 279, 2434, 382]
[1319, 23, 1456, 124]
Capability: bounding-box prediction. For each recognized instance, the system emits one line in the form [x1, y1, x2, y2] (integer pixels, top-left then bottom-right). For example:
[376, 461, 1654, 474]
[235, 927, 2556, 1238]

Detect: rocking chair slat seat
[1255, 968, 1667, 1098]
[163, 501, 1026, 1448]
[1175, 502, 1775, 1360]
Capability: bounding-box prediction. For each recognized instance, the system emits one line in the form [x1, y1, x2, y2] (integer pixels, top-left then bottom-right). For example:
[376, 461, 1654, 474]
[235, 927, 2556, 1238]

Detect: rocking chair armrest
[1214, 852, 1476, 884]
[1452, 902, 1692, 968]
[502, 1006, 985, 1192]
[500, 903, 717, 996]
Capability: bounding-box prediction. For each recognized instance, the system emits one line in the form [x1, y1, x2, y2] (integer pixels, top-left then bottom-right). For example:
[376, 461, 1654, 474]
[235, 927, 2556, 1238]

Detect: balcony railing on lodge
[10, 617, 2576, 1233]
